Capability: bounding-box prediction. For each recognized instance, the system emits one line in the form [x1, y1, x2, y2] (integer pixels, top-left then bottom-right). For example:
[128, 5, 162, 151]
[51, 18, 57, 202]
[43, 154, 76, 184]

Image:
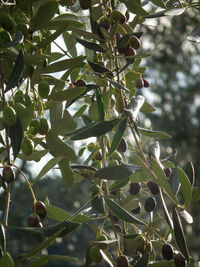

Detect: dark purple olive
[75, 79, 86, 87]
[131, 203, 141, 214]
[129, 182, 141, 195]
[144, 196, 157, 212]
[34, 201, 47, 220]
[117, 255, 129, 267]
[27, 213, 40, 227]
[163, 167, 172, 177]
[129, 35, 141, 50]
[147, 180, 160, 195]
[142, 78, 150, 88]
[162, 244, 174, 260]
[174, 253, 186, 267]
[117, 137, 127, 153]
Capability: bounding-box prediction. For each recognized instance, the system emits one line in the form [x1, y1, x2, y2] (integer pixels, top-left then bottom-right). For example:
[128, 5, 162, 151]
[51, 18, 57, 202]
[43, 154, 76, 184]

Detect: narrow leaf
[94, 163, 142, 180]
[34, 156, 62, 184]
[187, 23, 200, 43]
[6, 50, 24, 92]
[0, 224, 5, 254]
[18, 150, 48, 161]
[140, 101, 156, 113]
[180, 210, 193, 224]
[46, 130, 76, 162]
[49, 86, 86, 101]
[42, 56, 86, 74]
[177, 167, 192, 207]
[58, 159, 74, 187]
[100, 250, 114, 267]
[122, 0, 149, 15]
[96, 89, 105, 121]
[151, 158, 178, 204]
[71, 119, 120, 140]
[172, 207, 190, 260]
[76, 38, 106, 52]
[138, 127, 171, 139]
[107, 119, 127, 157]
[104, 196, 145, 225]
[8, 118, 24, 159]
[160, 190, 173, 229]
[151, 0, 166, 8]
[4, 31, 24, 48]
[109, 178, 130, 191]
[88, 61, 113, 78]
[46, 204, 91, 223]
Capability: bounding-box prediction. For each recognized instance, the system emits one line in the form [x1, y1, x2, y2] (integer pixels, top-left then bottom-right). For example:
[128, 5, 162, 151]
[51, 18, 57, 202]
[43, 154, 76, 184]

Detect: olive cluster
[162, 244, 186, 267]
[27, 200, 47, 228]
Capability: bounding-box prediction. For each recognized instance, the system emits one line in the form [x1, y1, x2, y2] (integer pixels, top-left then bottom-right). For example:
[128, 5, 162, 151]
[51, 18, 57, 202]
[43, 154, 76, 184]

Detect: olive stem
[3, 184, 11, 228]
[13, 164, 37, 203]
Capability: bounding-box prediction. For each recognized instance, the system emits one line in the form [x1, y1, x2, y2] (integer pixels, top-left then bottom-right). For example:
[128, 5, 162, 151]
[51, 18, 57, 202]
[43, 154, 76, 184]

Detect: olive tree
[0, 0, 199, 266]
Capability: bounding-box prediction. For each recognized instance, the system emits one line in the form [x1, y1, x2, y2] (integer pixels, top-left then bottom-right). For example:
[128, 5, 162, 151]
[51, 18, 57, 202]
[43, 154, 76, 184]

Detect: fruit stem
[13, 164, 37, 203]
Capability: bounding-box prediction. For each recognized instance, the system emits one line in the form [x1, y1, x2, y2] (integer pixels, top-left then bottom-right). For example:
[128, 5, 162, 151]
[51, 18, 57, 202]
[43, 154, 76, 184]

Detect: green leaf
[36, 23, 71, 49]
[187, 23, 200, 43]
[49, 86, 86, 101]
[26, 255, 77, 266]
[42, 56, 86, 74]
[32, 1, 58, 30]
[76, 38, 106, 53]
[34, 156, 62, 184]
[184, 161, 195, 188]
[46, 130, 76, 162]
[107, 119, 127, 157]
[109, 178, 130, 191]
[140, 101, 156, 113]
[24, 54, 50, 65]
[8, 117, 24, 159]
[94, 163, 142, 180]
[151, 158, 178, 204]
[96, 89, 105, 121]
[0, 252, 14, 267]
[50, 101, 63, 131]
[73, 104, 88, 118]
[191, 186, 200, 204]
[55, 110, 76, 135]
[88, 61, 113, 78]
[177, 167, 192, 207]
[58, 159, 74, 187]
[71, 119, 120, 140]
[46, 204, 91, 223]
[25, 257, 48, 267]
[135, 253, 149, 267]
[18, 150, 48, 161]
[172, 207, 190, 261]
[160, 190, 173, 229]
[4, 30, 24, 48]
[6, 49, 24, 92]
[10, 221, 79, 238]
[63, 32, 77, 57]
[122, 0, 149, 15]
[104, 196, 145, 225]
[151, 0, 166, 9]
[138, 127, 171, 139]
[0, 224, 5, 254]
[100, 249, 114, 267]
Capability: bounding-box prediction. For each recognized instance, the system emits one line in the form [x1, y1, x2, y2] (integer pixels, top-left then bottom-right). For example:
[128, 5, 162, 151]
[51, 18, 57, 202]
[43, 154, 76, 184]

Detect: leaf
[180, 209, 193, 224]
[148, 261, 175, 267]
[122, 0, 149, 15]
[50, 101, 63, 131]
[107, 119, 127, 157]
[104, 196, 145, 225]
[24, 54, 51, 65]
[140, 101, 156, 113]
[177, 167, 192, 207]
[46, 204, 91, 223]
[123, 95, 145, 121]
[55, 110, 76, 135]
[8, 117, 24, 159]
[4, 30, 24, 48]
[191, 186, 200, 204]
[10, 220, 79, 238]
[100, 250, 114, 267]
[164, 7, 185, 16]
[73, 104, 88, 118]
[63, 32, 77, 57]
[88, 61, 113, 78]
[172, 207, 190, 260]
[138, 127, 171, 139]
[0, 252, 14, 267]
[34, 156, 62, 184]
[18, 150, 48, 161]
[71, 26, 102, 41]
[42, 56, 86, 74]
[94, 163, 142, 180]
[71, 119, 120, 140]
[25, 257, 48, 267]
[135, 253, 149, 267]
[49, 86, 86, 101]
[151, 0, 166, 8]
[6, 49, 24, 92]
[184, 161, 195, 188]
[160, 190, 173, 229]
[58, 159, 74, 187]
[26, 255, 77, 266]
[76, 38, 106, 53]
[151, 158, 178, 204]
[96, 89, 105, 121]
[109, 178, 130, 191]
[32, 1, 58, 30]
[0, 224, 5, 254]
[46, 130, 76, 162]
[187, 23, 200, 43]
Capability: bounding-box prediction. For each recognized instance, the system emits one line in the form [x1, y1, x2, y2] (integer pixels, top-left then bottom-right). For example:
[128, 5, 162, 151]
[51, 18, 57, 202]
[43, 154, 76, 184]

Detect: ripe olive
[117, 255, 129, 267]
[75, 79, 86, 87]
[144, 196, 157, 213]
[117, 137, 127, 153]
[147, 180, 160, 195]
[131, 203, 141, 214]
[34, 200, 47, 220]
[142, 78, 150, 88]
[174, 253, 186, 267]
[79, 0, 91, 9]
[129, 182, 141, 195]
[27, 213, 40, 227]
[129, 35, 141, 50]
[162, 243, 174, 260]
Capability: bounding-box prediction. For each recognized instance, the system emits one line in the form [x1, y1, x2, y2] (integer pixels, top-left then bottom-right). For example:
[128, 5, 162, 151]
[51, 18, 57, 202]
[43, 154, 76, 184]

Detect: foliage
[0, 0, 199, 266]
